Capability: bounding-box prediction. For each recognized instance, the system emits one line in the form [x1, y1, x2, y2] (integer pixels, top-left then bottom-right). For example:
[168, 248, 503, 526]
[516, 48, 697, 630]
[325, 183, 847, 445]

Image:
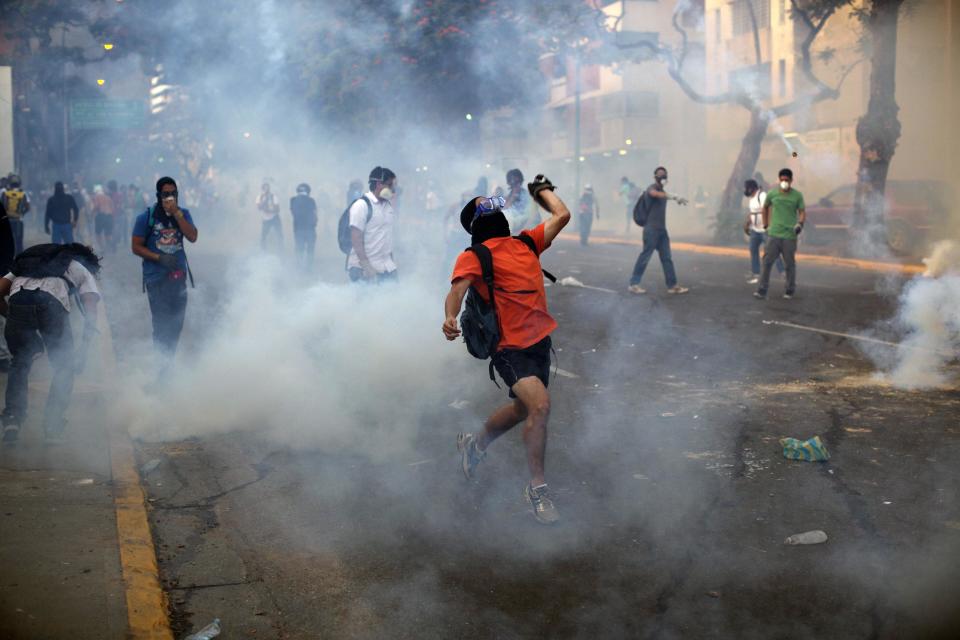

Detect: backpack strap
[513, 234, 557, 283]
[466, 243, 501, 386]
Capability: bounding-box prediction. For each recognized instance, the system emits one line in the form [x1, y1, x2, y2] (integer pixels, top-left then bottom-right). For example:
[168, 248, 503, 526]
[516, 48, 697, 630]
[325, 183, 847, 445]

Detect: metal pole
[574, 47, 582, 199]
[62, 26, 68, 179]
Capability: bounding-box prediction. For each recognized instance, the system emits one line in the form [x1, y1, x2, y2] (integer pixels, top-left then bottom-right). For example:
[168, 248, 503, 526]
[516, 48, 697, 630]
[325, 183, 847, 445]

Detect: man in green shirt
[754, 168, 805, 300]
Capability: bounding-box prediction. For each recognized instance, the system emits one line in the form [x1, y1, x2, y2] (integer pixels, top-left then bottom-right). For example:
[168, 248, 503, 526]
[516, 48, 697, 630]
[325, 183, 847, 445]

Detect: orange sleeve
[451, 250, 481, 285]
[522, 222, 548, 253]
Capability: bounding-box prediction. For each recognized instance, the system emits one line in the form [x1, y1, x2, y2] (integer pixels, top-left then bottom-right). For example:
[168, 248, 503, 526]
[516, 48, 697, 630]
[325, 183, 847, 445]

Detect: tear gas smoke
[867, 240, 960, 389]
[116, 257, 472, 456]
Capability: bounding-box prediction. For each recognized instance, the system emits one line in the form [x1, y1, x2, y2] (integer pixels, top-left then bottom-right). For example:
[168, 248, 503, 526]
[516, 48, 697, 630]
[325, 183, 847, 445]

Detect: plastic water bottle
[784, 530, 828, 545]
[184, 618, 221, 640]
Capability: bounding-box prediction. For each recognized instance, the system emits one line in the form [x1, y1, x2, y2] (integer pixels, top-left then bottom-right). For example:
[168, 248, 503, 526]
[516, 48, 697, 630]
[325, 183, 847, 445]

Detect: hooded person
[442, 175, 571, 525]
[290, 182, 318, 272]
[45, 182, 80, 245]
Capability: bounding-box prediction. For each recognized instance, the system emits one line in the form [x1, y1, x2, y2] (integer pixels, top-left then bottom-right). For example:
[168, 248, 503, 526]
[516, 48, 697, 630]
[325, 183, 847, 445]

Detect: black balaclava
[460, 197, 511, 245]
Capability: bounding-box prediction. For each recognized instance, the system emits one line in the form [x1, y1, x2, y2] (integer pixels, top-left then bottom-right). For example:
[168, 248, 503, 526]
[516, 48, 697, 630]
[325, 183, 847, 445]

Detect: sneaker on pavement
[627, 284, 646, 295]
[783, 292, 794, 300]
[753, 291, 766, 300]
[747, 276, 759, 284]
[2, 423, 20, 443]
[667, 286, 689, 295]
[524, 483, 560, 525]
[456, 432, 485, 480]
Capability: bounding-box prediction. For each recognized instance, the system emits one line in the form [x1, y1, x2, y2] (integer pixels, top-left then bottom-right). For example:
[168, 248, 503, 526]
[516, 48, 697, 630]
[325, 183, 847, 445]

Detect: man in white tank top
[743, 179, 782, 283]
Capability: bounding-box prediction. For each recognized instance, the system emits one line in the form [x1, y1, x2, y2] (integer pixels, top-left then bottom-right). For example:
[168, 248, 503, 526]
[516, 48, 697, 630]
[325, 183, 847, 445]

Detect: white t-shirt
[347, 191, 397, 273]
[748, 191, 768, 232]
[4, 260, 100, 312]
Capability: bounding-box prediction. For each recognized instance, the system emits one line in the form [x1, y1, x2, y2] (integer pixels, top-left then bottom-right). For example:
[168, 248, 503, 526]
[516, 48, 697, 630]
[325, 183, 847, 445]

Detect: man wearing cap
[442, 175, 571, 525]
[347, 167, 398, 283]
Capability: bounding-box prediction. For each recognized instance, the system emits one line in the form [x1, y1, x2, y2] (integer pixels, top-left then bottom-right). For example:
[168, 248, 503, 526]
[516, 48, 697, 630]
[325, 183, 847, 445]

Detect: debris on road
[554, 367, 580, 379]
[185, 618, 221, 640]
[632, 473, 649, 480]
[706, 590, 721, 598]
[448, 400, 471, 410]
[785, 530, 828, 545]
[71, 478, 95, 486]
[660, 412, 676, 417]
[557, 276, 617, 293]
[780, 436, 830, 462]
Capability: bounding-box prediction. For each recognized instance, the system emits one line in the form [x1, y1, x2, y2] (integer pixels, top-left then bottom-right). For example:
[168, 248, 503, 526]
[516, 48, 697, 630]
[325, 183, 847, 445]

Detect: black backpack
[460, 235, 557, 368]
[11, 243, 76, 280]
[632, 190, 651, 226]
[11, 244, 88, 311]
[337, 196, 373, 254]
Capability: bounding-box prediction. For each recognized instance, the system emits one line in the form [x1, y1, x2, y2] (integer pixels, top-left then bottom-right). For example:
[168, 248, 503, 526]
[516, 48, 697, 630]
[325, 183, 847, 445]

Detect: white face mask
[780, 180, 790, 190]
[379, 186, 394, 200]
[657, 176, 667, 185]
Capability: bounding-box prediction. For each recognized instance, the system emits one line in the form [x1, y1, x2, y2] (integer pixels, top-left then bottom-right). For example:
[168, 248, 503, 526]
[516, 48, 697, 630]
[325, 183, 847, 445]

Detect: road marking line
[560, 233, 924, 275]
[99, 305, 174, 639]
[762, 319, 952, 356]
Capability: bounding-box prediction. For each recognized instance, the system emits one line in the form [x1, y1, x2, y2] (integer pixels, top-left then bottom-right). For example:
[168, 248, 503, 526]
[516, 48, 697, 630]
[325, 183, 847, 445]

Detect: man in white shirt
[742, 179, 782, 284]
[0, 244, 101, 442]
[347, 166, 398, 283]
[257, 181, 282, 251]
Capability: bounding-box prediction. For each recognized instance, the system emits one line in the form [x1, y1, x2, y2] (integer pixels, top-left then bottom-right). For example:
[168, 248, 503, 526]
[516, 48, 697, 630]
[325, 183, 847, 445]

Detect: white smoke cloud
[875, 240, 960, 389]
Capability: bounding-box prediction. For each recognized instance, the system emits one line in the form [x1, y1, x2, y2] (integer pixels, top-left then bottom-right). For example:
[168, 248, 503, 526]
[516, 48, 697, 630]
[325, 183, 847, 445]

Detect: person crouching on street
[0, 243, 102, 443]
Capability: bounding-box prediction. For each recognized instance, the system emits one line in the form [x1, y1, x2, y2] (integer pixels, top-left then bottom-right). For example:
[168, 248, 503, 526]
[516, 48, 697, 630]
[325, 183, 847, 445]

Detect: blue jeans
[749, 231, 783, 275]
[9, 219, 24, 255]
[630, 227, 677, 287]
[51, 222, 74, 245]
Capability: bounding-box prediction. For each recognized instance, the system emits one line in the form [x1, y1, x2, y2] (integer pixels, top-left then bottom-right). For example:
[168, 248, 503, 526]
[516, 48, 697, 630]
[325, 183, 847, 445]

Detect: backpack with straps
[11, 244, 88, 312]
[459, 234, 557, 364]
[337, 196, 373, 254]
[632, 190, 651, 226]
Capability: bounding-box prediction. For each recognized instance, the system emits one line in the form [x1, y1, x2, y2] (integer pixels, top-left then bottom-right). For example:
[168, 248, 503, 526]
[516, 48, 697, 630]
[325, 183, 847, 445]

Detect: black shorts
[95, 214, 114, 235]
[492, 335, 552, 398]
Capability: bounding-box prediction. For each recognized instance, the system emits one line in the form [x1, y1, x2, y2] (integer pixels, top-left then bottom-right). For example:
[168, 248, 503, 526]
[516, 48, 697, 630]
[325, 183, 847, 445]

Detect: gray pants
[758, 236, 797, 295]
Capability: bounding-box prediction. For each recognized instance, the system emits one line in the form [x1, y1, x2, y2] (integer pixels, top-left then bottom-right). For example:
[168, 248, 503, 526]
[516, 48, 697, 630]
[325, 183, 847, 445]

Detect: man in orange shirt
[442, 175, 571, 524]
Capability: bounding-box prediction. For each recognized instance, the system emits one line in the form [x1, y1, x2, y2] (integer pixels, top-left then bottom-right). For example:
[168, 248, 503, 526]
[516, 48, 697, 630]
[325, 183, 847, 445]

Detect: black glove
[527, 175, 556, 201]
[794, 223, 804, 235]
[156, 254, 179, 271]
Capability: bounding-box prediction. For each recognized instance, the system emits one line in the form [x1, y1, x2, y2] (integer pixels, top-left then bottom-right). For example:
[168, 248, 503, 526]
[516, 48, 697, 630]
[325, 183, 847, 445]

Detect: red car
[804, 181, 952, 255]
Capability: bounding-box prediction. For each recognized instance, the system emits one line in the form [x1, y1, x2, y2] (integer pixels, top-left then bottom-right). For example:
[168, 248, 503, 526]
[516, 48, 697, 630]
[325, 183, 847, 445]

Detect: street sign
[69, 99, 146, 130]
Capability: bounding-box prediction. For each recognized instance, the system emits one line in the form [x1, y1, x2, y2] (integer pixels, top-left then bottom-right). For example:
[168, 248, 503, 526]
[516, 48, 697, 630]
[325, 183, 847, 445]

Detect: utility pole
[573, 46, 582, 200]
[62, 25, 69, 179]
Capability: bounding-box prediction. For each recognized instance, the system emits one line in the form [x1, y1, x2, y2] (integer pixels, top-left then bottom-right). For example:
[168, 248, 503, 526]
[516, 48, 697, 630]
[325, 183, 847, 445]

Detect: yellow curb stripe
[559, 233, 924, 275]
[99, 305, 174, 639]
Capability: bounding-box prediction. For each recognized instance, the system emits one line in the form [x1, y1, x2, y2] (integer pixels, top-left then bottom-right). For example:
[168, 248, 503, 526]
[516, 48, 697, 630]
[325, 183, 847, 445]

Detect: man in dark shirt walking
[44, 182, 79, 245]
[628, 166, 690, 295]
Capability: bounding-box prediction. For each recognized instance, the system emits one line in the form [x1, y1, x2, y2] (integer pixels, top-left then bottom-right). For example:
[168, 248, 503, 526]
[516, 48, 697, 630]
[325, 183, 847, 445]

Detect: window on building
[779, 0, 787, 24]
[778, 59, 786, 97]
[731, 0, 771, 37]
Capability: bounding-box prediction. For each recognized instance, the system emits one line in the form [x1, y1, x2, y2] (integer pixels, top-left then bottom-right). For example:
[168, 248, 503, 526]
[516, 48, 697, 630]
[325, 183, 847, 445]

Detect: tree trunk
[714, 107, 768, 242]
[853, 0, 903, 254]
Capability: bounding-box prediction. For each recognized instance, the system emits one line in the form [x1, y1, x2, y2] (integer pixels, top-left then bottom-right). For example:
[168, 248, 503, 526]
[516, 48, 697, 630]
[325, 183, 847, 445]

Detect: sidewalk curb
[560, 233, 924, 275]
[99, 305, 174, 639]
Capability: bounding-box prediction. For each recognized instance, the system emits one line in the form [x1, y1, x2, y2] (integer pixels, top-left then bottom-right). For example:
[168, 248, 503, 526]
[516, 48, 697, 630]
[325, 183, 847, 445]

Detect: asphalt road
[102, 225, 959, 639]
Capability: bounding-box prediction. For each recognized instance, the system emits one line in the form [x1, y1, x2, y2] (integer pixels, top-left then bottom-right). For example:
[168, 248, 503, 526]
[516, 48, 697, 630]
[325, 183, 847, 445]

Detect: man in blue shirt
[131, 177, 198, 360]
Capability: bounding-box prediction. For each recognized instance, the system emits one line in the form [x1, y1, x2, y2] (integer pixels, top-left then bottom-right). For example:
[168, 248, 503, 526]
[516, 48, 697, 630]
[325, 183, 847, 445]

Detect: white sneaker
[667, 286, 689, 295]
[627, 284, 646, 295]
[747, 277, 759, 284]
